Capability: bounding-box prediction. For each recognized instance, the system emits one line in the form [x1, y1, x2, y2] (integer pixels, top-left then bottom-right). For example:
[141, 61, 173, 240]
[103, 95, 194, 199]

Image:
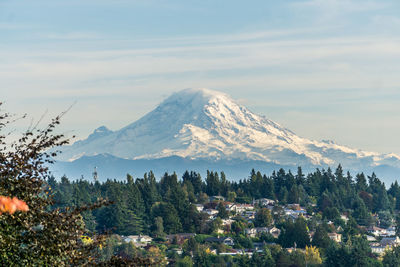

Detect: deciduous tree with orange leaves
[0, 196, 29, 215]
[0, 103, 109, 266]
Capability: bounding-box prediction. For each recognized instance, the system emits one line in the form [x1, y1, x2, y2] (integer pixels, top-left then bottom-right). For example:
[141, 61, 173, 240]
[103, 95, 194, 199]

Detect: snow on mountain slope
[56, 88, 400, 170]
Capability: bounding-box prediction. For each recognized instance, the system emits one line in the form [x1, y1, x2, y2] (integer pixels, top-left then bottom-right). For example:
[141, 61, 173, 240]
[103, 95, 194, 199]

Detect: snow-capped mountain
[54, 88, 400, 182]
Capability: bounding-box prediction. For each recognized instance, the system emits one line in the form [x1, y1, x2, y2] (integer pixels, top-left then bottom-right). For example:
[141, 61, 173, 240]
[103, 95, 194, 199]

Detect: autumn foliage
[0, 103, 111, 265]
[305, 245, 323, 265]
[0, 196, 29, 215]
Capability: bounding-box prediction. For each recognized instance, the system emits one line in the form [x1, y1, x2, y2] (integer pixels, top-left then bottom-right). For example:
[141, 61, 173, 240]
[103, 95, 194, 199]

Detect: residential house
[367, 226, 387, 237]
[221, 219, 235, 226]
[205, 236, 235, 246]
[284, 209, 300, 222]
[253, 242, 267, 249]
[370, 237, 400, 254]
[219, 249, 258, 257]
[245, 228, 258, 238]
[205, 208, 219, 215]
[254, 198, 276, 206]
[170, 248, 183, 255]
[286, 204, 301, 211]
[194, 204, 204, 212]
[166, 233, 196, 244]
[244, 227, 280, 238]
[268, 227, 281, 239]
[204, 209, 219, 216]
[385, 226, 396, 237]
[225, 203, 237, 213]
[370, 244, 387, 255]
[210, 196, 225, 202]
[328, 233, 342, 243]
[340, 214, 349, 223]
[380, 236, 400, 248]
[123, 235, 153, 247]
[222, 237, 235, 246]
[242, 210, 257, 221]
[235, 204, 254, 213]
[216, 228, 224, 234]
[336, 226, 344, 232]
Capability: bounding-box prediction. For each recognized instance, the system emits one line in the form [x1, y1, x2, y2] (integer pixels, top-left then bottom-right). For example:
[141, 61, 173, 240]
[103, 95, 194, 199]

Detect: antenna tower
[93, 166, 98, 182]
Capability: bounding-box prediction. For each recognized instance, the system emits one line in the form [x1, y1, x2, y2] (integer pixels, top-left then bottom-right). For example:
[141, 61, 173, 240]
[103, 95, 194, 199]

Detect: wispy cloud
[39, 32, 104, 40]
[291, 0, 387, 13]
[2, 32, 400, 98]
[0, 23, 36, 30]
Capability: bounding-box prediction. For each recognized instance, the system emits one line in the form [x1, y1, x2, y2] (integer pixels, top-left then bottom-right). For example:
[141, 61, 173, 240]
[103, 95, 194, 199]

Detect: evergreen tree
[220, 172, 229, 197]
[352, 197, 371, 226]
[349, 236, 376, 267]
[216, 202, 229, 219]
[278, 187, 288, 204]
[205, 171, 220, 196]
[395, 214, 400, 237]
[275, 249, 293, 267]
[288, 185, 299, 204]
[356, 173, 368, 192]
[254, 208, 273, 227]
[263, 175, 276, 200]
[153, 216, 165, 238]
[278, 217, 310, 248]
[383, 246, 400, 267]
[325, 243, 351, 267]
[296, 166, 305, 185]
[312, 224, 332, 249]
[323, 207, 340, 221]
[151, 202, 182, 234]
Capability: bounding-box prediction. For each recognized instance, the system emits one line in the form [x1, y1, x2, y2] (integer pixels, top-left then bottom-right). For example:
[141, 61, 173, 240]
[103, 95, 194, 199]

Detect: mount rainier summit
[52, 88, 400, 183]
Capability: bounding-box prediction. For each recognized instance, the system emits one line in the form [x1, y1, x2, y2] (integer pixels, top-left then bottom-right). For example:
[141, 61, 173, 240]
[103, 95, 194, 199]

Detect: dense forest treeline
[48, 165, 400, 237]
[8, 104, 400, 265]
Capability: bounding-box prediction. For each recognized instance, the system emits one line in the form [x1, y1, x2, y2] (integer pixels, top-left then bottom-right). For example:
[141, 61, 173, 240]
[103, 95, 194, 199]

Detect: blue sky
[1, 0, 400, 154]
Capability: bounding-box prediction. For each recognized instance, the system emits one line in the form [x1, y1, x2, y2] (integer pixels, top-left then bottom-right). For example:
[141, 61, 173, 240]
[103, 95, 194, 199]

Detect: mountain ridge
[54, 88, 400, 181]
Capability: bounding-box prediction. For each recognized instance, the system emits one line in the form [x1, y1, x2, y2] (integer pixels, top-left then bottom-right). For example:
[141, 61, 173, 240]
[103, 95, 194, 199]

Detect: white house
[236, 204, 254, 213]
[123, 235, 153, 247]
[254, 198, 276, 206]
[370, 237, 400, 255]
[225, 203, 237, 212]
[204, 209, 219, 215]
[370, 244, 387, 255]
[385, 226, 396, 237]
[194, 204, 204, 212]
[340, 214, 349, 222]
[222, 237, 235, 246]
[244, 227, 280, 238]
[367, 226, 387, 237]
[221, 219, 235, 226]
[245, 228, 258, 237]
[327, 233, 342, 243]
[268, 227, 281, 238]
